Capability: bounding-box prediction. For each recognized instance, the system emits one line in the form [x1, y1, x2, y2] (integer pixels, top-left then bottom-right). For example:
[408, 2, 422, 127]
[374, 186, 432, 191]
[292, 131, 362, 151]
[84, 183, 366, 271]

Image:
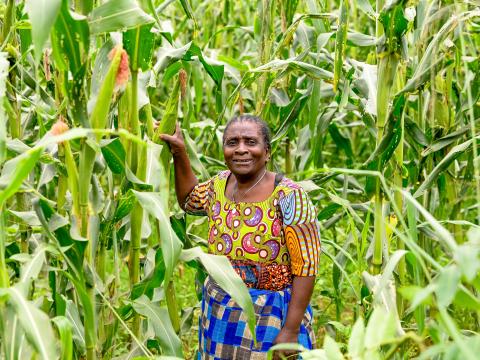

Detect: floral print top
[184, 170, 321, 290]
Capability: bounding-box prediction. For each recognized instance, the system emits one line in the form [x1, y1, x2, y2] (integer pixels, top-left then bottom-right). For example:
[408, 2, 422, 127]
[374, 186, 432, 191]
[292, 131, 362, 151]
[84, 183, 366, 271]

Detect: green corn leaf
[0, 287, 57, 360]
[123, 24, 155, 72]
[435, 265, 461, 308]
[133, 191, 183, 286]
[179, 0, 198, 32]
[333, 0, 348, 92]
[371, 95, 405, 167]
[348, 317, 365, 357]
[272, 87, 312, 146]
[51, 0, 89, 75]
[357, 0, 375, 18]
[364, 307, 396, 349]
[64, 296, 86, 353]
[0, 146, 43, 207]
[421, 127, 470, 157]
[404, 115, 428, 147]
[33, 199, 86, 276]
[155, 43, 192, 73]
[131, 248, 166, 300]
[8, 210, 42, 227]
[184, 43, 224, 88]
[318, 203, 342, 221]
[113, 189, 137, 221]
[89, 0, 154, 35]
[397, 11, 480, 96]
[126, 165, 154, 191]
[101, 138, 126, 174]
[180, 247, 257, 344]
[154, 42, 224, 88]
[19, 245, 47, 284]
[2, 310, 27, 360]
[328, 123, 354, 165]
[62, 272, 96, 356]
[324, 335, 345, 360]
[251, 58, 333, 81]
[52, 316, 74, 360]
[414, 137, 479, 198]
[25, 0, 61, 62]
[183, 130, 210, 180]
[132, 295, 183, 357]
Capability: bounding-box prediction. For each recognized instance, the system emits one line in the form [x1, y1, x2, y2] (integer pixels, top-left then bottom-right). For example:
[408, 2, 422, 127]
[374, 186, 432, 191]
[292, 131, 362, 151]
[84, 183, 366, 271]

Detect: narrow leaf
[1, 287, 57, 360]
[133, 191, 183, 285]
[0, 146, 43, 207]
[180, 247, 257, 343]
[133, 295, 183, 357]
[25, 0, 61, 61]
[89, 0, 154, 34]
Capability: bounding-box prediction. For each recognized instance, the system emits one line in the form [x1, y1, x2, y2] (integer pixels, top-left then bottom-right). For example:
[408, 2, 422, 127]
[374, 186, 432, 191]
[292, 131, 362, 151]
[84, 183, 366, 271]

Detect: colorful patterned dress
[184, 170, 321, 359]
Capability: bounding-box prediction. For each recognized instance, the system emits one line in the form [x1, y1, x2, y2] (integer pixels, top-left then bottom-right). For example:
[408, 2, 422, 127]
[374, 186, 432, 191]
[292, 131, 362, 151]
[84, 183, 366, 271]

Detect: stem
[372, 188, 383, 274]
[0, 209, 8, 287]
[394, 65, 406, 296]
[373, 53, 399, 273]
[57, 145, 68, 214]
[285, 138, 292, 175]
[64, 141, 80, 219]
[78, 141, 96, 360]
[1, 0, 15, 45]
[79, 141, 95, 238]
[407, 202, 425, 334]
[255, 0, 275, 114]
[128, 70, 146, 339]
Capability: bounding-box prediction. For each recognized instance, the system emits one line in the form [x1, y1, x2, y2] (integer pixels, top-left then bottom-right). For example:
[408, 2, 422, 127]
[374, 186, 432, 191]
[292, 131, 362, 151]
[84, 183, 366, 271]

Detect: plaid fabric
[198, 277, 315, 359]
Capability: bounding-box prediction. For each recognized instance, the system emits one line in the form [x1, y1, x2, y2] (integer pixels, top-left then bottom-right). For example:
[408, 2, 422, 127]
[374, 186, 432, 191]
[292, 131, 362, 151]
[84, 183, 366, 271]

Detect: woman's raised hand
[156, 122, 186, 156]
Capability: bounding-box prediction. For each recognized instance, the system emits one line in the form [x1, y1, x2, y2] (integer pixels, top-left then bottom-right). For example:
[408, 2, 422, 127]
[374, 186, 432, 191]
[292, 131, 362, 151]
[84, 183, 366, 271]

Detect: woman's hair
[223, 114, 272, 152]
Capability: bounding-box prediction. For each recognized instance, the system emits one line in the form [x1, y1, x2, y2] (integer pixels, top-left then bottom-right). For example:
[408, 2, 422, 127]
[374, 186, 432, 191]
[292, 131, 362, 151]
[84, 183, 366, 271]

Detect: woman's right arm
[159, 123, 198, 209]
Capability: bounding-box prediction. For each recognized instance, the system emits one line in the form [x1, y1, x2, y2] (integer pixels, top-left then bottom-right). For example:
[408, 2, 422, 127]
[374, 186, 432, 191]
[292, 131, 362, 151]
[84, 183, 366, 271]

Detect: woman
[160, 115, 321, 359]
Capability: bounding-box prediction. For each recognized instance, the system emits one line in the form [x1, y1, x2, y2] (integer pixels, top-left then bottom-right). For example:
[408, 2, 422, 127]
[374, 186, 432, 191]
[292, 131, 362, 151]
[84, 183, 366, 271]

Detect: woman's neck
[234, 169, 267, 191]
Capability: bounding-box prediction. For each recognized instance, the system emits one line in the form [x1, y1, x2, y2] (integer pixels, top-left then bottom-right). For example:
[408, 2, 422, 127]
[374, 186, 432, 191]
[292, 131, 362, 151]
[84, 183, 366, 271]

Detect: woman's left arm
[274, 276, 315, 343]
[273, 187, 321, 357]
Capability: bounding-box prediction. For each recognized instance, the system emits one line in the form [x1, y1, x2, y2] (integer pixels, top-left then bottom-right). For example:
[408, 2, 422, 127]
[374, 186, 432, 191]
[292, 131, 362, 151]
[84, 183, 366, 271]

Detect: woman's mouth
[232, 159, 253, 165]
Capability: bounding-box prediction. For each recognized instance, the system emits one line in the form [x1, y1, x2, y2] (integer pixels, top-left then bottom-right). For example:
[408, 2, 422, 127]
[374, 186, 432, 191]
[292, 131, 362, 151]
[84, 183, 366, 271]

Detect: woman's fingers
[159, 133, 175, 143]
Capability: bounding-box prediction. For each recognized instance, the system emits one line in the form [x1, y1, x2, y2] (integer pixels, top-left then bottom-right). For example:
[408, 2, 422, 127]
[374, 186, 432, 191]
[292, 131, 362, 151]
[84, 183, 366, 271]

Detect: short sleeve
[279, 188, 321, 276]
[183, 178, 214, 216]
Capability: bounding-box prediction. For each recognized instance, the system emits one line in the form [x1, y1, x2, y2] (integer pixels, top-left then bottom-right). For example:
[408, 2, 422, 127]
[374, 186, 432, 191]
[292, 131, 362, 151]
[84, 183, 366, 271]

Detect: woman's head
[222, 115, 271, 178]
[223, 115, 272, 152]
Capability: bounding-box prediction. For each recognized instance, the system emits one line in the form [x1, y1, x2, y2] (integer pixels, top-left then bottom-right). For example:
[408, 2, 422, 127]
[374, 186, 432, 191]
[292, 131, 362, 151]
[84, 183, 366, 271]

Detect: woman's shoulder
[275, 175, 303, 199]
[199, 170, 229, 184]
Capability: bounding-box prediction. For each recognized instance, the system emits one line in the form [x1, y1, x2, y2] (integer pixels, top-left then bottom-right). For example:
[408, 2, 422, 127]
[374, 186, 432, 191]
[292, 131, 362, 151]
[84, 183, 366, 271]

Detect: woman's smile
[232, 158, 253, 164]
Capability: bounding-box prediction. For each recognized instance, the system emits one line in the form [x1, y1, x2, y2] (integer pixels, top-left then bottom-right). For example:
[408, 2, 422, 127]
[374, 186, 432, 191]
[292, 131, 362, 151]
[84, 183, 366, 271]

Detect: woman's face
[223, 121, 269, 178]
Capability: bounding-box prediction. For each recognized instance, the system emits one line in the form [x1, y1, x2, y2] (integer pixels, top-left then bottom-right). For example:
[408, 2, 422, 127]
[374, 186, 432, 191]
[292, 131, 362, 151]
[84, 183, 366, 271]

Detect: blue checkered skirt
[198, 277, 315, 359]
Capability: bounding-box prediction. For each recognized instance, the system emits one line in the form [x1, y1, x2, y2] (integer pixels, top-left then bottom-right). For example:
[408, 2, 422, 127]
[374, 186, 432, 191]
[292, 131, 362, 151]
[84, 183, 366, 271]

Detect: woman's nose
[235, 142, 248, 154]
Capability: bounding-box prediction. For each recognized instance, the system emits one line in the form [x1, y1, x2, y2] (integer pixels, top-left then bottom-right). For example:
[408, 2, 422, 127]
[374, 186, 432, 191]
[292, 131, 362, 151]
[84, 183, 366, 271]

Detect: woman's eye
[247, 140, 257, 145]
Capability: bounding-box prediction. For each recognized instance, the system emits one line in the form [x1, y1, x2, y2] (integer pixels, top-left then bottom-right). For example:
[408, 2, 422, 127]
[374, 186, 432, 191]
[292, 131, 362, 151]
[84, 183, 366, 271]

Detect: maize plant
[0, 0, 479, 359]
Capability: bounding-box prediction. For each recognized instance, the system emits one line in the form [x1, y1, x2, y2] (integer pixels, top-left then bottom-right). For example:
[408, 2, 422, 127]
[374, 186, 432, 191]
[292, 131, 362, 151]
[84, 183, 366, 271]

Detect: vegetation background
[0, 0, 479, 359]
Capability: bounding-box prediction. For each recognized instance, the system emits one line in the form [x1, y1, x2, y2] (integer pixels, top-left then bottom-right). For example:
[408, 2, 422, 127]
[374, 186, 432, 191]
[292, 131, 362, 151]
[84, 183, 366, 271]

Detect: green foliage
[0, 0, 480, 359]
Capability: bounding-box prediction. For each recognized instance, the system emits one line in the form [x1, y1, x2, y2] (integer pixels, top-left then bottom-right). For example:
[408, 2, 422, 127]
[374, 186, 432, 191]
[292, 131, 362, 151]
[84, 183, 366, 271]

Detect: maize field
[0, 0, 479, 359]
